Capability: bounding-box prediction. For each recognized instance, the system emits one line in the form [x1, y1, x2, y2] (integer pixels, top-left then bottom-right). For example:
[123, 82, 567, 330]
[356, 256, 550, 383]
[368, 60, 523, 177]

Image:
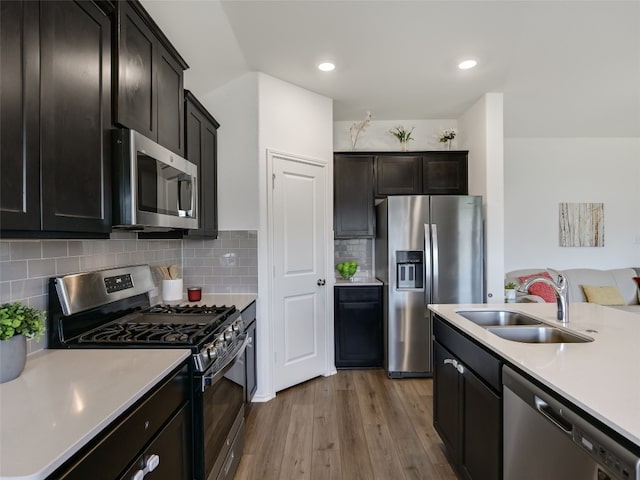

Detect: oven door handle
[202, 333, 249, 392]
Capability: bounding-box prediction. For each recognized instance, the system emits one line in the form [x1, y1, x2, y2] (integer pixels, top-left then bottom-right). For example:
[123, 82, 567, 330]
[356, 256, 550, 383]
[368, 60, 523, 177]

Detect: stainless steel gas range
[47, 265, 247, 480]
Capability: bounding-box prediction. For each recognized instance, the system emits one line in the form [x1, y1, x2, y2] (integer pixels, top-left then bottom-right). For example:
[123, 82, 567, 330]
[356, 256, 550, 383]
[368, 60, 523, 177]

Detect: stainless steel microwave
[112, 128, 198, 231]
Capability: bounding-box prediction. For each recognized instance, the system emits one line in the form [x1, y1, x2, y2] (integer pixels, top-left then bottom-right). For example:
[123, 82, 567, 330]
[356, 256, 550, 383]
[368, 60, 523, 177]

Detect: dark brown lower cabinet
[433, 315, 502, 480]
[334, 286, 383, 368]
[53, 364, 191, 480]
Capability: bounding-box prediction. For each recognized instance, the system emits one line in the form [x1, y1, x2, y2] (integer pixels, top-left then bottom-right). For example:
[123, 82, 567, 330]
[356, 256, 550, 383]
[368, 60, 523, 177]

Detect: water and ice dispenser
[395, 251, 424, 289]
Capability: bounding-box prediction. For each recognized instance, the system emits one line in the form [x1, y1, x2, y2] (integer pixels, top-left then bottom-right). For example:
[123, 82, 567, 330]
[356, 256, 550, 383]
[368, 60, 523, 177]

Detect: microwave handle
[177, 174, 193, 215]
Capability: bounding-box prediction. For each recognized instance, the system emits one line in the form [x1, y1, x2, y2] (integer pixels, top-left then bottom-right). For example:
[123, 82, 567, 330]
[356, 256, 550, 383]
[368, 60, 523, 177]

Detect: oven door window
[202, 360, 244, 478]
[137, 153, 194, 218]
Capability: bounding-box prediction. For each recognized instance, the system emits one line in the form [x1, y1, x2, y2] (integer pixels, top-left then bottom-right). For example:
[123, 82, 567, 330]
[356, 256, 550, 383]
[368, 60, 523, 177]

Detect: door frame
[260, 149, 335, 399]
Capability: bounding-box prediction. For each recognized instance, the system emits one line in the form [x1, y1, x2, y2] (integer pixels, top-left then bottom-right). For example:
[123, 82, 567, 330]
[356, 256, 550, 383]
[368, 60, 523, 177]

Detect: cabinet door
[461, 367, 501, 480]
[422, 152, 468, 195]
[157, 43, 184, 156]
[119, 403, 192, 480]
[39, 0, 111, 233]
[433, 340, 461, 462]
[334, 287, 383, 368]
[0, 1, 40, 231]
[184, 92, 219, 238]
[333, 155, 375, 238]
[375, 155, 422, 195]
[115, 1, 157, 140]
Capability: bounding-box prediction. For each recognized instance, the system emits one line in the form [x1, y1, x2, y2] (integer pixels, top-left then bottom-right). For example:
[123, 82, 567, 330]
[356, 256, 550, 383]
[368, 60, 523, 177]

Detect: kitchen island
[0, 349, 190, 480]
[428, 302, 640, 449]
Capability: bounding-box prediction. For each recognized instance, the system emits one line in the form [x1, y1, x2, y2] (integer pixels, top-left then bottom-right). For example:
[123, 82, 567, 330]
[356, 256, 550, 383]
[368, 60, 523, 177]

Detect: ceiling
[142, 0, 640, 138]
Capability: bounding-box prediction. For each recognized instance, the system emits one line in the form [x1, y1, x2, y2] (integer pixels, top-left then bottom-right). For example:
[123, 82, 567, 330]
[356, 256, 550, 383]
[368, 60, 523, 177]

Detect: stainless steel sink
[486, 326, 593, 344]
[457, 310, 543, 327]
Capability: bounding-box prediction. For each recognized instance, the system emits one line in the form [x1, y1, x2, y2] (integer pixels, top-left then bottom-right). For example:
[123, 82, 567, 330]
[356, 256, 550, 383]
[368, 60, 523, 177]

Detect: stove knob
[215, 339, 226, 351]
[224, 330, 234, 342]
[207, 345, 218, 360]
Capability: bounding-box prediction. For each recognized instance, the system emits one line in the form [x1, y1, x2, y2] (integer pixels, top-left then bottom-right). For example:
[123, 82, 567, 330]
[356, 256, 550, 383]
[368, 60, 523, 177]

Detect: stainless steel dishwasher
[503, 366, 639, 480]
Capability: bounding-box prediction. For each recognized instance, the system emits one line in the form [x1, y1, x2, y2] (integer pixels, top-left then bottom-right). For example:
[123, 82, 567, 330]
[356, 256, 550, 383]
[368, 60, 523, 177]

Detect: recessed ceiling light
[458, 59, 477, 70]
[318, 62, 335, 72]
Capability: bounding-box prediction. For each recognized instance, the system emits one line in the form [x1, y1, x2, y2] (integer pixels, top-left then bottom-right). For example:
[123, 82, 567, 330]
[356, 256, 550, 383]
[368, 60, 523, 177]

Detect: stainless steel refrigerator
[375, 195, 484, 377]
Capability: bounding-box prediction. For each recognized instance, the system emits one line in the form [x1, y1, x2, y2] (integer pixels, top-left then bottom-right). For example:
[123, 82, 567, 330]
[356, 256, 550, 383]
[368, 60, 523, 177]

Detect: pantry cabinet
[0, 0, 112, 237]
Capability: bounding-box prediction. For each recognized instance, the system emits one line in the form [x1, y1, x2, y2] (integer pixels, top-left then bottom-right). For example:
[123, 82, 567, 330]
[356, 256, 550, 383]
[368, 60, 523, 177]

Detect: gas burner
[146, 304, 236, 318]
[78, 322, 214, 345]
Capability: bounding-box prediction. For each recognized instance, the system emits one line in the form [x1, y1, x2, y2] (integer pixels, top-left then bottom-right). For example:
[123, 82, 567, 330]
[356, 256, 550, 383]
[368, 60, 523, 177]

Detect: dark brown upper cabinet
[184, 91, 220, 239]
[334, 155, 375, 238]
[1, 0, 112, 237]
[423, 151, 468, 195]
[375, 155, 422, 196]
[114, 0, 188, 156]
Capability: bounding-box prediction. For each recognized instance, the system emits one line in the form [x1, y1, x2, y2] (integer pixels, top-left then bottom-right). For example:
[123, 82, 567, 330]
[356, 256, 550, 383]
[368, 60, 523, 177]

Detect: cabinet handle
[131, 454, 160, 480]
[223, 451, 235, 476]
[317, 278, 326, 286]
[443, 358, 464, 375]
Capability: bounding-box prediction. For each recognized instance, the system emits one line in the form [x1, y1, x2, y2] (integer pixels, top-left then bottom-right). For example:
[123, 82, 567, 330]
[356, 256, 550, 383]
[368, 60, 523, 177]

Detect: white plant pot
[505, 289, 516, 302]
[0, 334, 27, 383]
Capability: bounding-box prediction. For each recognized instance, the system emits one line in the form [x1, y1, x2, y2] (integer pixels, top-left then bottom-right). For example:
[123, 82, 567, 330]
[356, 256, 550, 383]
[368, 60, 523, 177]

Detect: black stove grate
[78, 321, 215, 345]
[146, 304, 236, 318]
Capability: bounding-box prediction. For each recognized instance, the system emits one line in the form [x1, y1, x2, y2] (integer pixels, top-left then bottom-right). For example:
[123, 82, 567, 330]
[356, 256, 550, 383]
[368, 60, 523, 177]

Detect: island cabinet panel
[54, 363, 191, 480]
[114, 0, 187, 156]
[422, 151, 468, 195]
[334, 286, 383, 368]
[1, 0, 112, 236]
[375, 155, 422, 195]
[433, 314, 502, 480]
[184, 90, 220, 239]
[334, 154, 375, 238]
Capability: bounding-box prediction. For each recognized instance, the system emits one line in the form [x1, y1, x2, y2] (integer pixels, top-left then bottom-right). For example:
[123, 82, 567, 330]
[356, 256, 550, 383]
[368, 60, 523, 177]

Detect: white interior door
[271, 152, 327, 392]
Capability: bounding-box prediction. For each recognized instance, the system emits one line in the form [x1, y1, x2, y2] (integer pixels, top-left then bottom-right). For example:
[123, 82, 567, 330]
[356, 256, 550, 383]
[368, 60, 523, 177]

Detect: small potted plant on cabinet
[504, 282, 518, 302]
[0, 302, 46, 383]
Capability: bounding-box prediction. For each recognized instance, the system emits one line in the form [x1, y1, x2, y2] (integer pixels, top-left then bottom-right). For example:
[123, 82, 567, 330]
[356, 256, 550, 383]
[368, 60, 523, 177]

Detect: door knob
[317, 279, 326, 286]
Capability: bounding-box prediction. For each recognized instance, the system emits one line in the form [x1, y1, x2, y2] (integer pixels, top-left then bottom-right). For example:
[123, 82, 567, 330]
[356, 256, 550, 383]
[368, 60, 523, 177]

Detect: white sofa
[506, 268, 640, 314]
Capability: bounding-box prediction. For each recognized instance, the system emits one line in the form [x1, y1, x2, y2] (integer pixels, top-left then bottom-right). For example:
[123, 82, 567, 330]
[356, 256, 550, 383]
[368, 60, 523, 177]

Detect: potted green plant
[504, 282, 518, 302]
[389, 125, 415, 151]
[438, 127, 457, 150]
[0, 302, 46, 383]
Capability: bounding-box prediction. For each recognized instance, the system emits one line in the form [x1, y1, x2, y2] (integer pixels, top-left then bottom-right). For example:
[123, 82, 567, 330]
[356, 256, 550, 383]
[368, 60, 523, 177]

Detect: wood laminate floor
[234, 369, 457, 480]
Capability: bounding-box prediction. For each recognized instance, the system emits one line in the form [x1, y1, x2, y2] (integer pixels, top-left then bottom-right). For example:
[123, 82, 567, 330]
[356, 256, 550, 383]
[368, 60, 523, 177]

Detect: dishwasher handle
[534, 395, 572, 434]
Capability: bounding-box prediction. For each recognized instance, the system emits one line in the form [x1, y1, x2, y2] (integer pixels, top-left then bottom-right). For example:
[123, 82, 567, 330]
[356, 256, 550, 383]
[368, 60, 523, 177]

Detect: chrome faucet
[518, 269, 569, 323]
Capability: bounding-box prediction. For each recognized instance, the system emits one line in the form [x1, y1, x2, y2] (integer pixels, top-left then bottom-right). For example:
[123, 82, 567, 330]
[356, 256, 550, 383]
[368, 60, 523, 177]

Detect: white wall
[256, 73, 334, 400]
[200, 73, 259, 230]
[458, 93, 505, 303]
[504, 138, 640, 270]
[333, 119, 457, 152]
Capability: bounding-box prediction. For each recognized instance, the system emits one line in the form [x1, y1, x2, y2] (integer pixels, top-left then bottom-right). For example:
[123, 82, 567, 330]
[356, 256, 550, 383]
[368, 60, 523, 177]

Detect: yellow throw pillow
[581, 285, 626, 306]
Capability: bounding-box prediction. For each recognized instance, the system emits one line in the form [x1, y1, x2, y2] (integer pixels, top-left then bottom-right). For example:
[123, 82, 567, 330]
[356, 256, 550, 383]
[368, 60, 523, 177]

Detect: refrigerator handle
[431, 224, 439, 302]
[424, 223, 432, 305]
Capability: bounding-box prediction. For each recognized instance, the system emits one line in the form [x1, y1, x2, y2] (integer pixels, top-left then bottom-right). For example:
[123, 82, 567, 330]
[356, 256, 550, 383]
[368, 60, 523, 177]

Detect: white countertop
[334, 276, 382, 286]
[428, 302, 640, 447]
[0, 348, 190, 480]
